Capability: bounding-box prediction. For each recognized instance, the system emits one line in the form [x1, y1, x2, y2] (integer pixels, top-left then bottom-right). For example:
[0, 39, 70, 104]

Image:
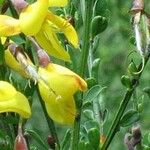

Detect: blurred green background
[0, 0, 149, 149]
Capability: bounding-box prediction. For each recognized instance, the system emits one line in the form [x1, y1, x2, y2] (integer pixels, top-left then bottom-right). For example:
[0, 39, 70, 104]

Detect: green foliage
[120, 109, 140, 127]
[0, 0, 150, 150]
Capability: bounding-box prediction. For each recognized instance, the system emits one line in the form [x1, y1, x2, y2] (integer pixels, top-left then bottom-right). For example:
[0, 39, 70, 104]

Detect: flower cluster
[0, 0, 87, 125]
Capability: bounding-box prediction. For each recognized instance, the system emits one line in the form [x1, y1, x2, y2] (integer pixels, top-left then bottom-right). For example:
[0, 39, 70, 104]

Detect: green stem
[79, 0, 93, 77]
[36, 86, 60, 149]
[72, 0, 93, 150]
[101, 55, 150, 150]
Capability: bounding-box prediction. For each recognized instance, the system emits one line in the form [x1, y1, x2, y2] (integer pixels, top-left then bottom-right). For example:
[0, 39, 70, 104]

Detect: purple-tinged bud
[8, 43, 18, 56]
[11, 0, 28, 12]
[14, 133, 28, 150]
[37, 49, 50, 67]
[130, 0, 144, 14]
[132, 125, 142, 146]
[28, 37, 50, 67]
[124, 133, 134, 150]
[47, 135, 55, 149]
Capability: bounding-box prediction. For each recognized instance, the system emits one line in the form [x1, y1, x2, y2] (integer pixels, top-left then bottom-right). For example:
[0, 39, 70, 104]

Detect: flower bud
[14, 134, 28, 150]
[121, 75, 132, 89]
[132, 125, 141, 146]
[130, 0, 144, 14]
[47, 135, 55, 149]
[11, 0, 28, 12]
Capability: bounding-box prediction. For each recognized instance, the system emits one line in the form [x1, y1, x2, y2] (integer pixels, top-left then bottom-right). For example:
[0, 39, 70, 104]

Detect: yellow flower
[0, 81, 31, 118]
[0, 0, 78, 61]
[38, 63, 87, 125]
[49, 0, 68, 7]
[1, 37, 32, 78]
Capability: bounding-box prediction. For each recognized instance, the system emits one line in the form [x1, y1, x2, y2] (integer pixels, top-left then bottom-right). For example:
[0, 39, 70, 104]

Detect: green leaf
[120, 110, 140, 127]
[91, 16, 108, 38]
[83, 110, 94, 120]
[82, 101, 92, 109]
[25, 129, 48, 150]
[85, 120, 100, 131]
[88, 128, 100, 150]
[10, 36, 25, 45]
[61, 129, 71, 150]
[84, 85, 106, 102]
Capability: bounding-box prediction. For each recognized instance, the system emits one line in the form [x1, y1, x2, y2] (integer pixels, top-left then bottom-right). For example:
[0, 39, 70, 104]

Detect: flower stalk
[36, 88, 60, 149]
[72, 0, 93, 149]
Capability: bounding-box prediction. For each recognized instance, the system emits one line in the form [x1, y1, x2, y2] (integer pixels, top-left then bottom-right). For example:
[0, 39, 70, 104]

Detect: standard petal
[0, 81, 16, 101]
[49, 0, 68, 7]
[19, 0, 49, 35]
[0, 15, 20, 36]
[46, 12, 79, 48]
[45, 63, 87, 91]
[35, 26, 70, 61]
[38, 65, 81, 98]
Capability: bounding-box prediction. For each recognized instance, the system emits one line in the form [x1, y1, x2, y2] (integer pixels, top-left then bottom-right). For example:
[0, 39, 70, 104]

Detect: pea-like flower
[0, 0, 78, 61]
[38, 63, 87, 125]
[0, 81, 31, 118]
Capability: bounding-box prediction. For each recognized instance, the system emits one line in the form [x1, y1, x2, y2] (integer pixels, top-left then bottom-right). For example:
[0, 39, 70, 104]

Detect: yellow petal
[45, 63, 87, 91]
[35, 24, 70, 61]
[49, 0, 68, 7]
[0, 15, 20, 36]
[45, 96, 75, 125]
[0, 81, 16, 101]
[0, 81, 31, 118]
[4, 49, 29, 78]
[46, 12, 79, 48]
[38, 63, 87, 124]
[19, 0, 49, 35]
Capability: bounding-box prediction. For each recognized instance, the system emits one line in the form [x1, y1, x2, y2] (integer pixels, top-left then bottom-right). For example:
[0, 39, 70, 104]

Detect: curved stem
[101, 54, 150, 150]
[36, 87, 60, 149]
